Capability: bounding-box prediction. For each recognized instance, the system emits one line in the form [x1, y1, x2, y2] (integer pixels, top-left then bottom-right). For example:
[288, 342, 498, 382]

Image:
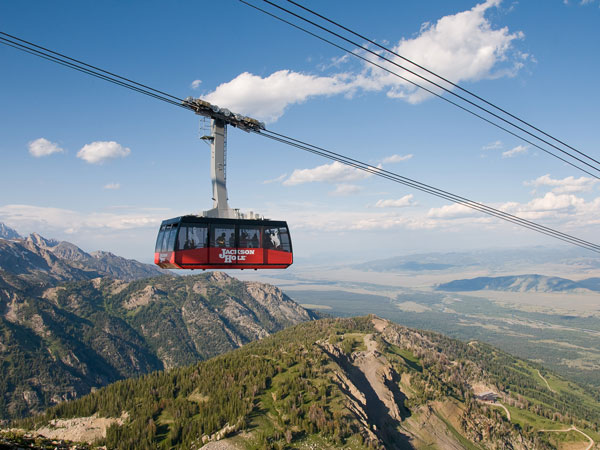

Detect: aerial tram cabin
[155, 216, 292, 269]
[154, 99, 293, 270]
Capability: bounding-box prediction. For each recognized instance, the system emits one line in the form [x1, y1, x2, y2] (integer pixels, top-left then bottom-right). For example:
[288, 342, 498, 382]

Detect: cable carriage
[155, 216, 292, 269]
[154, 101, 293, 270]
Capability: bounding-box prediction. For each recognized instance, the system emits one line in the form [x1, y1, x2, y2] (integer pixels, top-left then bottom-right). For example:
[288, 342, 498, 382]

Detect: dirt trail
[477, 399, 511, 421]
[539, 426, 594, 450]
[537, 370, 557, 393]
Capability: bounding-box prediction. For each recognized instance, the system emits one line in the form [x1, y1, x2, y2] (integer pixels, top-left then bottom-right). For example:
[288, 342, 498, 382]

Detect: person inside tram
[216, 232, 226, 247]
[240, 230, 248, 248]
[228, 232, 235, 248]
[251, 233, 259, 248]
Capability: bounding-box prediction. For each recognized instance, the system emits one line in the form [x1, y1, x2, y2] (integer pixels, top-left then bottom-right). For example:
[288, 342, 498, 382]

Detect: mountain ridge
[10, 316, 600, 449]
[0, 227, 316, 420]
[436, 274, 600, 293]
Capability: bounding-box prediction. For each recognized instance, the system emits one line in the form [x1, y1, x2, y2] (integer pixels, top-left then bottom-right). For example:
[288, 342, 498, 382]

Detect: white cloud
[382, 154, 413, 164]
[77, 141, 131, 164]
[0, 204, 163, 234]
[103, 183, 121, 190]
[191, 79, 202, 89]
[330, 184, 362, 196]
[28, 138, 64, 157]
[375, 195, 415, 208]
[203, 1, 526, 121]
[204, 70, 354, 122]
[525, 174, 599, 194]
[482, 140, 503, 150]
[364, 0, 526, 104]
[502, 192, 584, 216]
[502, 144, 528, 158]
[427, 203, 474, 218]
[283, 161, 372, 186]
[263, 173, 287, 184]
[525, 192, 583, 212]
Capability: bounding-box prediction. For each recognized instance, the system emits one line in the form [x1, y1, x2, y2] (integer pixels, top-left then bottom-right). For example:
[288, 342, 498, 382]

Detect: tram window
[160, 224, 172, 252]
[155, 225, 166, 252]
[177, 225, 208, 250]
[211, 226, 235, 248]
[263, 227, 282, 250]
[278, 227, 291, 252]
[167, 225, 178, 251]
[239, 227, 261, 248]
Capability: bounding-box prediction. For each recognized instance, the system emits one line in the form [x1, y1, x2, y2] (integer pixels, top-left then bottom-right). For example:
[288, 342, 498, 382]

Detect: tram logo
[218, 248, 255, 263]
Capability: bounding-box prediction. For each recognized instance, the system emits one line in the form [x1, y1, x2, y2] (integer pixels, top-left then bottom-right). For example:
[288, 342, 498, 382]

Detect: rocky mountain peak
[26, 232, 59, 249]
[206, 271, 232, 283]
[0, 223, 22, 240]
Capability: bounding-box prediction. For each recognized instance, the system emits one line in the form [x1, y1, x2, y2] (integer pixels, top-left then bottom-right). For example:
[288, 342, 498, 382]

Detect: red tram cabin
[154, 216, 293, 270]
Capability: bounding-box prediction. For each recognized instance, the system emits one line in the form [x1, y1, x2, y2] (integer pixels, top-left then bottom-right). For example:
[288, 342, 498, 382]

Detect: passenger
[228, 232, 235, 247]
[269, 229, 281, 249]
[240, 231, 248, 248]
[251, 233, 259, 248]
[216, 232, 226, 247]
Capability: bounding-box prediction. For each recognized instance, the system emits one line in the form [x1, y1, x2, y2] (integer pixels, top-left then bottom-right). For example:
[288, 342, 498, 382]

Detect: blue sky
[1, 0, 599, 264]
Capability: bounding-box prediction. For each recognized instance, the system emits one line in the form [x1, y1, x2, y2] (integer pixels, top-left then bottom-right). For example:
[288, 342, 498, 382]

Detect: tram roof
[160, 215, 289, 227]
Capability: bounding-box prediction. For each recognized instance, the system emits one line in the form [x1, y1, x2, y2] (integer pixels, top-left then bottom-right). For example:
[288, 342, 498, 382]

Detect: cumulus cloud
[28, 138, 64, 157]
[77, 141, 131, 164]
[502, 144, 528, 158]
[204, 70, 353, 122]
[501, 192, 584, 217]
[375, 195, 415, 208]
[191, 79, 202, 89]
[382, 154, 413, 163]
[427, 203, 474, 218]
[103, 183, 121, 190]
[203, 1, 526, 121]
[364, 0, 526, 103]
[283, 161, 372, 186]
[525, 174, 599, 194]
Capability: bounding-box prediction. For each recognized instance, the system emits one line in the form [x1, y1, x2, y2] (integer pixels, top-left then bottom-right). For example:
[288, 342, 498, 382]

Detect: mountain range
[0, 224, 315, 420]
[11, 316, 600, 449]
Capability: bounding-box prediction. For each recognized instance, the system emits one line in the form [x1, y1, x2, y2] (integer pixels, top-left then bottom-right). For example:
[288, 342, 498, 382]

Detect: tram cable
[2, 31, 599, 253]
[0, 33, 189, 111]
[240, 0, 600, 178]
[283, 0, 600, 169]
[255, 129, 600, 254]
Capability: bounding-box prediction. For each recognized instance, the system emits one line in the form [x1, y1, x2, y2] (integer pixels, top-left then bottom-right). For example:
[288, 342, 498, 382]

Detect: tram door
[210, 225, 236, 265]
[209, 224, 265, 266]
[238, 225, 263, 265]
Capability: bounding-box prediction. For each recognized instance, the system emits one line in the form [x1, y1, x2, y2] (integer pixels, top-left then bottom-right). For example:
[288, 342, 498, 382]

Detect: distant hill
[11, 317, 600, 449]
[436, 274, 600, 293]
[354, 247, 600, 272]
